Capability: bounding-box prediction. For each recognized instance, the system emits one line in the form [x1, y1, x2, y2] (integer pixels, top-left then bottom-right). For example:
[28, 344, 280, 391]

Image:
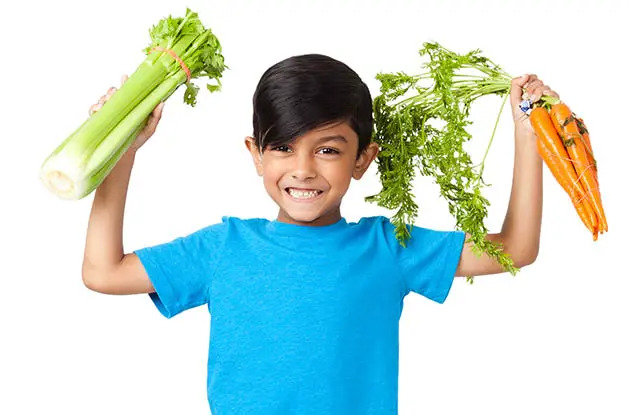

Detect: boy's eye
[319, 147, 340, 155]
[271, 145, 291, 152]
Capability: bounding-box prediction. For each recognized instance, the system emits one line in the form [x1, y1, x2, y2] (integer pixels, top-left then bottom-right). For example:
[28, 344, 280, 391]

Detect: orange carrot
[550, 103, 607, 233]
[575, 116, 595, 169]
[574, 116, 600, 216]
[536, 138, 598, 240]
[529, 107, 598, 236]
[575, 116, 599, 186]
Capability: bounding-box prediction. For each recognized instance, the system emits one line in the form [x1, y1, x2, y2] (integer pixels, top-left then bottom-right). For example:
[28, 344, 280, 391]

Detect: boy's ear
[245, 136, 263, 176]
[352, 142, 379, 180]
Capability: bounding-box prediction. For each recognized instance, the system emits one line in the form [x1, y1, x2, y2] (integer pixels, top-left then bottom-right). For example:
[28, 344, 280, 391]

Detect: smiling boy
[82, 53, 557, 413]
[244, 120, 378, 227]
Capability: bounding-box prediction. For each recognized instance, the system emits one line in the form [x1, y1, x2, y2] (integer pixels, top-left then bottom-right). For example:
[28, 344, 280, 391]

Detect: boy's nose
[291, 153, 317, 180]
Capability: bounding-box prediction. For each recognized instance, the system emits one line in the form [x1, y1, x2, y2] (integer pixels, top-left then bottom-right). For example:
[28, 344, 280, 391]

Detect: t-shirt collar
[267, 217, 348, 237]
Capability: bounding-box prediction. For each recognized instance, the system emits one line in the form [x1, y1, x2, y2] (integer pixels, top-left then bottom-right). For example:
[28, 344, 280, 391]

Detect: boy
[82, 54, 557, 413]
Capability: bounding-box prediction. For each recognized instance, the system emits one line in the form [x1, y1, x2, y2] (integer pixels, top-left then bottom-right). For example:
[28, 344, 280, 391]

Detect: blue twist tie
[519, 99, 533, 116]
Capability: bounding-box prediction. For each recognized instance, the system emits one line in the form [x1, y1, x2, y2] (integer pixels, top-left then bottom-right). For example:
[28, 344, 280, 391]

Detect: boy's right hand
[89, 74, 165, 153]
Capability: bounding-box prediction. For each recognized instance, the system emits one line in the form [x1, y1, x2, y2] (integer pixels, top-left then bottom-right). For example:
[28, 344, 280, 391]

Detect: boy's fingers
[522, 74, 537, 88]
[99, 85, 118, 104]
[106, 87, 117, 99]
[151, 102, 165, 118]
[146, 103, 165, 130]
[150, 103, 164, 124]
[144, 120, 158, 136]
[526, 80, 544, 98]
[89, 103, 101, 115]
[510, 74, 531, 107]
[512, 74, 530, 89]
[91, 75, 126, 115]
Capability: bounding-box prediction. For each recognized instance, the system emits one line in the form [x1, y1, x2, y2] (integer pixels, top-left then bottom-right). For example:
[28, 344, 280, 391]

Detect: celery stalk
[84, 72, 186, 193]
[39, 8, 225, 200]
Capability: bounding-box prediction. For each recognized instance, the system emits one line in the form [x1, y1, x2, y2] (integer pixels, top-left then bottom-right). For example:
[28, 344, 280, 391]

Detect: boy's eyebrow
[315, 135, 348, 144]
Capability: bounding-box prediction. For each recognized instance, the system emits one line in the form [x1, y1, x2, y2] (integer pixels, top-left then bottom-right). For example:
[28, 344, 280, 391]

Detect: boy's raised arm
[454, 74, 557, 278]
[81, 76, 164, 295]
[82, 151, 154, 295]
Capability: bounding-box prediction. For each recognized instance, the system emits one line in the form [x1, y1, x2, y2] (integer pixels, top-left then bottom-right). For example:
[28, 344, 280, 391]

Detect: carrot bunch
[528, 98, 607, 240]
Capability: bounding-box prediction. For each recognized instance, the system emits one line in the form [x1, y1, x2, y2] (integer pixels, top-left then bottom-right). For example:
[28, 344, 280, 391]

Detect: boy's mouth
[285, 187, 324, 200]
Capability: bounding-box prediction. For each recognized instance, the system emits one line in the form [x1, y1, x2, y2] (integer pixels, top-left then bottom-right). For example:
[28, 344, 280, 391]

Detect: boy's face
[245, 121, 379, 226]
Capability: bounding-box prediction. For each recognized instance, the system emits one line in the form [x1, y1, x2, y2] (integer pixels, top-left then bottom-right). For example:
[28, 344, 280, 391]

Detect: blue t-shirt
[134, 216, 465, 414]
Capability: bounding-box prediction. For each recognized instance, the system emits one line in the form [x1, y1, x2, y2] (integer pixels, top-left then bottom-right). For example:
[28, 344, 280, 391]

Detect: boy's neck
[276, 208, 342, 227]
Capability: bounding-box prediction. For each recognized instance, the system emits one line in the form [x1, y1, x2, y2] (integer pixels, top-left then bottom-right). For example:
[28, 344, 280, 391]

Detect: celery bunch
[40, 8, 226, 200]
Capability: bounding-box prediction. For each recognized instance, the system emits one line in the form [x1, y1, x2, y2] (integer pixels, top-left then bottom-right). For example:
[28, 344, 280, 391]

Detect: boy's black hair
[252, 54, 373, 159]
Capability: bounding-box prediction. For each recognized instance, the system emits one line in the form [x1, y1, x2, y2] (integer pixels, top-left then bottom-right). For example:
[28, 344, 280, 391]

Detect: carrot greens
[367, 42, 518, 280]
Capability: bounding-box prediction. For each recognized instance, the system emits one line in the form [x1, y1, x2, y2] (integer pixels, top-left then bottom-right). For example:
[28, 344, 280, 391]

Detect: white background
[1, 0, 629, 414]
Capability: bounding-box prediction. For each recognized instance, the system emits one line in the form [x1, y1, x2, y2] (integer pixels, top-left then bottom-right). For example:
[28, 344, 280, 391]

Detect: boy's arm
[81, 77, 164, 294]
[81, 151, 154, 294]
[455, 74, 555, 278]
[455, 126, 542, 277]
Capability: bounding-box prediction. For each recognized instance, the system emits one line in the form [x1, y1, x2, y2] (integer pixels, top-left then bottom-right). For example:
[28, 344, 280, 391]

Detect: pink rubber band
[150, 46, 191, 82]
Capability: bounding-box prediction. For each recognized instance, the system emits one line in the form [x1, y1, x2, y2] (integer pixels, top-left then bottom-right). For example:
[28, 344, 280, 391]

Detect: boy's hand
[88, 75, 165, 153]
[510, 74, 559, 137]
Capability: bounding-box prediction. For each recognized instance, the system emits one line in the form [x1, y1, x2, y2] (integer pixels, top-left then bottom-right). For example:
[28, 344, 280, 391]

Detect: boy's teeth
[288, 188, 320, 199]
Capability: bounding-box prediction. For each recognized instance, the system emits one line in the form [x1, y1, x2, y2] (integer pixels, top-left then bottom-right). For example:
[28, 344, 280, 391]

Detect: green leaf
[143, 8, 226, 91]
[207, 77, 222, 93]
[184, 82, 200, 106]
[369, 42, 519, 276]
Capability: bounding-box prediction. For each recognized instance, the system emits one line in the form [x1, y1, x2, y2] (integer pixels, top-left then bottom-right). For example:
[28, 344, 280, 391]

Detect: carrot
[574, 116, 600, 214]
[575, 116, 595, 168]
[529, 107, 598, 236]
[575, 116, 598, 186]
[536, 138, 598, 240]
[550, 103, 607, 233]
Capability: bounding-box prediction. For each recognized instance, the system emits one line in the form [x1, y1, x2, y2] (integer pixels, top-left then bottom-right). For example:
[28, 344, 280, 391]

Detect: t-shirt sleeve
[133, 222, 227, 318]
[381, 218, 466, 303]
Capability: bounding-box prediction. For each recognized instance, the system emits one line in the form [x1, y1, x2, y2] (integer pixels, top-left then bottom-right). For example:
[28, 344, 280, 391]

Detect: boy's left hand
[510, 74, 559, 136]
